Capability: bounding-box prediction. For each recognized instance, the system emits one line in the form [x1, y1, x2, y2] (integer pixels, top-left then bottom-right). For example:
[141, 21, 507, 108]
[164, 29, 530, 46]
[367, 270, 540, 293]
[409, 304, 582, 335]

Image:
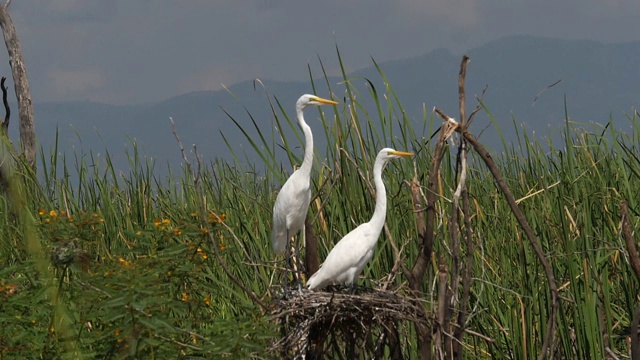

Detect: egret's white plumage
[307, 148, 414, 290]
[271, 94, 337, 254]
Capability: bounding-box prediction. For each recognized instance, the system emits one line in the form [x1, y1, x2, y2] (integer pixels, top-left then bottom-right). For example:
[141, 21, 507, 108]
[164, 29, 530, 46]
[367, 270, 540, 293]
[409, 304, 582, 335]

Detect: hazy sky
[2, 1, 639, 104]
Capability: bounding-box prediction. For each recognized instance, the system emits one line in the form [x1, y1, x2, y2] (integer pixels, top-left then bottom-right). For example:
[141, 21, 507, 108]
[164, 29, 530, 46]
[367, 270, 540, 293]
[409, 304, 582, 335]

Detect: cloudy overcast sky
[2, 1, 639, 104]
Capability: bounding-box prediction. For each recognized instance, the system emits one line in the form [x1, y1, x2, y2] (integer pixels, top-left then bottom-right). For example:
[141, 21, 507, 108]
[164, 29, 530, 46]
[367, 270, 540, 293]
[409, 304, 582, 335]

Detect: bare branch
[0, 76, 9, 136]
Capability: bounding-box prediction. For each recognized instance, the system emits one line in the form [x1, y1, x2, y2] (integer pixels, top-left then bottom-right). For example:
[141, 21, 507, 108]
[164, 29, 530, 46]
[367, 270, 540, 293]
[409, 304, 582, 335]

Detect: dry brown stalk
[620, 200, 640, 360]
[434, 107, 560, 360]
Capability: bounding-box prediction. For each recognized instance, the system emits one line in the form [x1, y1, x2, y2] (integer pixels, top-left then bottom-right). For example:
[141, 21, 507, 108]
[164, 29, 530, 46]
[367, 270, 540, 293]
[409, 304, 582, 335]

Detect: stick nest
[270, 286, 431, 358]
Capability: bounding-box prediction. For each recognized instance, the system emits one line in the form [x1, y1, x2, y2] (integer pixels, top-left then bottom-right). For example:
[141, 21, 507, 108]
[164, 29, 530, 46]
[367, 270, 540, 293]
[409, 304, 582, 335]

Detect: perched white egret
[271, 94, 337, 281]
[306, 148, 414, 291]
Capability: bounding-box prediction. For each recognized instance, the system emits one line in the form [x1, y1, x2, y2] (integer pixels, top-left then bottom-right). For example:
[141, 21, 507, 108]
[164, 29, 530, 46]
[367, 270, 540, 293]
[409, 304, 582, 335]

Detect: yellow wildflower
[204, 294, 211, 306]
[38, 208, 45, 216]
[173, 228, 182, 236]
[162, 218, 170, 226]
[114, 329, 121, 336]
[118, 257, 131, 268]
[154, 219, 161, 227]
[181, 292, 188, 302]
[135, 231, 142, 236]
[49, 210, 58, 217]
[196, 247, 208, 259]
[208, 211, 226, 224]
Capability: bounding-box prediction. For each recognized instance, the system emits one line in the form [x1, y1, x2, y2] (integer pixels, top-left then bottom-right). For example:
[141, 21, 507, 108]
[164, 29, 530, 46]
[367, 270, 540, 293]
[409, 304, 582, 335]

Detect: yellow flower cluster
[153, 218, 185, 237]
[196, 247, 208, 260]
[114, 329, 123, 343]
[154, 218, 171, 228]
[189, 210, 227, 224]
[208, 211, 226, 224]
[37, 208, 103, 225]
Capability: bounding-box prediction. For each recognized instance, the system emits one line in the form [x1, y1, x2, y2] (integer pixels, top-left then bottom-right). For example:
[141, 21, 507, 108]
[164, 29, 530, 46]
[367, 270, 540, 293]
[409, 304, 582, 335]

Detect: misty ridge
[21, 35, 640, 176]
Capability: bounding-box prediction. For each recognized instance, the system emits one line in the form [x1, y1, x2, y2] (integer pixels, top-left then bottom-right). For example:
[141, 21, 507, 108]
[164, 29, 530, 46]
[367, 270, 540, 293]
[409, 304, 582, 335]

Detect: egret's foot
[349, 283, 357, 295]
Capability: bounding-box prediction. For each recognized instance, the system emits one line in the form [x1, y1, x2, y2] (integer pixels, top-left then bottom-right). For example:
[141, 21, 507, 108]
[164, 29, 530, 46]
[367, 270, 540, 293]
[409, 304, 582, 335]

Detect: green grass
[1, 53, 639, 359]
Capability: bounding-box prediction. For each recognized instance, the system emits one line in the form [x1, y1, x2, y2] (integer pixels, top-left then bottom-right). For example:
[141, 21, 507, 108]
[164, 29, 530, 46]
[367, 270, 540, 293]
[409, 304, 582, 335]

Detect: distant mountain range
[12, 35, 640, 176]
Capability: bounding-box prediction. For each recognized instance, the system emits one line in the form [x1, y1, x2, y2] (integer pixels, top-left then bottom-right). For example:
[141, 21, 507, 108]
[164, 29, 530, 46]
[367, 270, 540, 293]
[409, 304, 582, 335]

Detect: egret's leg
[349, 282, 357, 295]
[293, 234, 302, 290]
[282, 229, 291, 297]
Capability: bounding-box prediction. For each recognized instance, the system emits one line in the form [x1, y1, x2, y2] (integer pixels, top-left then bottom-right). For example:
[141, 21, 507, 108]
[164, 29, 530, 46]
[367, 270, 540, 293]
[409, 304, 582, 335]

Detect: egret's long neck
[298, 108, 313, 176]
[369, 159, 387, 238]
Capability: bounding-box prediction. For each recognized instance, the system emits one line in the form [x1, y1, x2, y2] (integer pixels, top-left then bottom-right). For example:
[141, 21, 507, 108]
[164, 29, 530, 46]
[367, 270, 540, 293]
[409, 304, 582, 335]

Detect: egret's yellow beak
[312, 96, 338, 105]
[389, 150, 415, 157]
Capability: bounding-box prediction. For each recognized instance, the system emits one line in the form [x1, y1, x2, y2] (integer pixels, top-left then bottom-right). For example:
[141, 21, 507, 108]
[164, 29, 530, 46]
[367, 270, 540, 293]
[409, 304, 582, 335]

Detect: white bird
[307, 148, 414, 291]
[271, 94, 337, 272]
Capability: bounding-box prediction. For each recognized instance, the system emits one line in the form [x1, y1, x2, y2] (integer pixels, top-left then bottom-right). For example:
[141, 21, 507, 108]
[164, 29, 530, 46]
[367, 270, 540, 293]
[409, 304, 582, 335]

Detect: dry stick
[409, 121, 452, 360]
[304, 217, 320, 279]
[620, 200, 640, 285]
[409, 121, 450, 287]
[631, 306, 640, 360]
[454, 55, 475, 359]
[434, 109, 559, 360]
[448, 55, 471, 359]
[620, 200, 640, 360]
[170, 118, 268, 313]
[435, 259, 449, 359]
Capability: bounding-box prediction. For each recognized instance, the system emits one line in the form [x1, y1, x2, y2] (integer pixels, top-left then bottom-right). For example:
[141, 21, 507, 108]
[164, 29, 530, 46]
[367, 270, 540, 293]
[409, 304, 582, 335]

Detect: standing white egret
[306, 148, 414, 291]
[271, 94, 337, 284]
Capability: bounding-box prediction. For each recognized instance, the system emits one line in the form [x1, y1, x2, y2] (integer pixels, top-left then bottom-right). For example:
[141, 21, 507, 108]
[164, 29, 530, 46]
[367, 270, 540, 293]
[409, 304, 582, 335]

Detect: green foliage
[1, 52, 639, 359]
[1, 139, 274, 358]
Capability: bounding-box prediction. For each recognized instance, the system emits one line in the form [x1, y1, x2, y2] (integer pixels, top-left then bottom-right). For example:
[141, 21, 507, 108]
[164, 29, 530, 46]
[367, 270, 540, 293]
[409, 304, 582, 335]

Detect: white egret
[271, 94, 337, 283]
[306, 148, 414, 291]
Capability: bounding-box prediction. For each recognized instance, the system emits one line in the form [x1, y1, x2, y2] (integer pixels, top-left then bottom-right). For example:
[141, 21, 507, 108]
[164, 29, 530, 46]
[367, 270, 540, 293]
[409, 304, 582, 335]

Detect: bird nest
[270, 286, 431, 359]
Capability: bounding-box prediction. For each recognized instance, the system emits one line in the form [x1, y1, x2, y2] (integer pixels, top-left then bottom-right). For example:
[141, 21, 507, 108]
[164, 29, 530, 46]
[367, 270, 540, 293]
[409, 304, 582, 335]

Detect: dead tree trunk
[0, 1, 36, 169]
